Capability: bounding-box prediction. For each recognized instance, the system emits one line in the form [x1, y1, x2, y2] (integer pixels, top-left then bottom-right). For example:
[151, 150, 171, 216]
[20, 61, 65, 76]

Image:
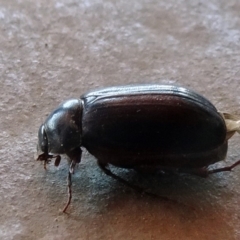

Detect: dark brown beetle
[37, 85, 240, 212]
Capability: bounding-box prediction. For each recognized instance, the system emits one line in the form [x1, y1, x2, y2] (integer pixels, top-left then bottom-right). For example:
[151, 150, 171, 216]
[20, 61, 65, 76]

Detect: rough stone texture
[0, 0, 240, 239]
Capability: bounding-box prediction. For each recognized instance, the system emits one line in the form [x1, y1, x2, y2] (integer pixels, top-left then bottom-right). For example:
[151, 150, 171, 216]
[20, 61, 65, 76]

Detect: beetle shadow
[35, 157, 237, 239]
[71, 159, 235, 212]
[59, 161, 236, 239]
[36, 156, 236, 212]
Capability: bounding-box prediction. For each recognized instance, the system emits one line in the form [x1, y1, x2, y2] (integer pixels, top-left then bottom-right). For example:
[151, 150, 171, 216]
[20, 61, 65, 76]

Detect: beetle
[37, 84, 240, 212]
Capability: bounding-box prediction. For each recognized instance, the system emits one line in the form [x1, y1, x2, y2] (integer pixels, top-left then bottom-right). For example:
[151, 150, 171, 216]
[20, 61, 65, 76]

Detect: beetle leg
[62, 148, 82, 213]
[98, 162, 151, 194]
[62, 170, 72, 213]
[97, 162, 195, 210]
[98, 161, 172, 200]
[175, 159, 240, 177]
[66, 147, 82, 173]
[207, 159, 240, 175]
[98, 162, 143, 193]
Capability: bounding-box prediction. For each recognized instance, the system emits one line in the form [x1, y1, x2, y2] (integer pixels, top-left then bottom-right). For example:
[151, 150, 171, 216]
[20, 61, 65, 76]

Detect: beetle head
[37, 124, 48, 154]
[37, 99, 83, 155]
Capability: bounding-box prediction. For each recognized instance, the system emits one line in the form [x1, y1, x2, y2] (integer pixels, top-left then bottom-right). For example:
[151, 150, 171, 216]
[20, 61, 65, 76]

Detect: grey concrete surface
[1, 0, 240, 239]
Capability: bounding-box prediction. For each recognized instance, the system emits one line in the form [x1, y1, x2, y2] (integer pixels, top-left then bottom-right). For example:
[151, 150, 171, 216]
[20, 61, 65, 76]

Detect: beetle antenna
[62, 149, 82, 213]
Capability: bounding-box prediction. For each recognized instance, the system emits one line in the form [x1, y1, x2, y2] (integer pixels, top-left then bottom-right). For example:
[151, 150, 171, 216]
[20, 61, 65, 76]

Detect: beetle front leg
[62, 171, 72, 213]
[62, 148, 82, 213]
[66, 147, 82, 173]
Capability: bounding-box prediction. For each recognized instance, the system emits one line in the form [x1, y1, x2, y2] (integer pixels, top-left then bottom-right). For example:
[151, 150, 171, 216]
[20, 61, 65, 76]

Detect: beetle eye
[38, 124, 48, 153]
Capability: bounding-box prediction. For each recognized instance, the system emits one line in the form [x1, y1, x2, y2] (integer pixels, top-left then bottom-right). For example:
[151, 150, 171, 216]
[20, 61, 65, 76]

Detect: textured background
[1, 0, 240, 239]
